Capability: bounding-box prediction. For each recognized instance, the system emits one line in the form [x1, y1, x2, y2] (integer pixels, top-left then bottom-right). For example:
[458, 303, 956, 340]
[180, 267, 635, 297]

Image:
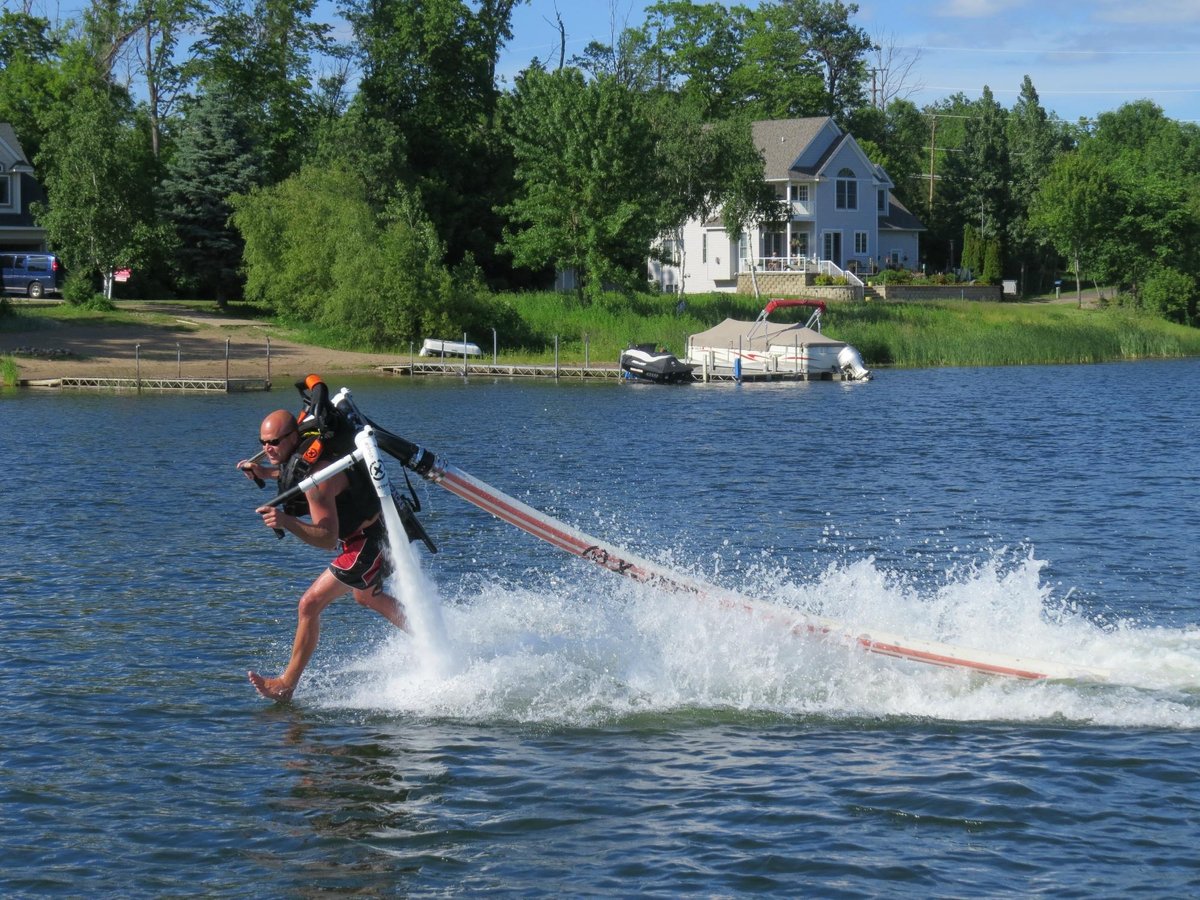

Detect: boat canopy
[688, 318, 845, 351]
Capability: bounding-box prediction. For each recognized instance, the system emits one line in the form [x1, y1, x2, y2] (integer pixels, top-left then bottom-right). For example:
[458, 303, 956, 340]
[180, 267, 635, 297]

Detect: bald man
[238, 409, 408, 701]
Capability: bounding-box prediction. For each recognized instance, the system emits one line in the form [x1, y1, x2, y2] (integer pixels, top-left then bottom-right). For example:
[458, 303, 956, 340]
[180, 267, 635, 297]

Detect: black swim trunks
[329, 520, 391, 590]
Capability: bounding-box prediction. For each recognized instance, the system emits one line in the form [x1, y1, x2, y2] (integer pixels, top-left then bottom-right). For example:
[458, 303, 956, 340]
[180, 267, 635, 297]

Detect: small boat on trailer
[619, 343, 697, 384]
[685, 298, 871, 381]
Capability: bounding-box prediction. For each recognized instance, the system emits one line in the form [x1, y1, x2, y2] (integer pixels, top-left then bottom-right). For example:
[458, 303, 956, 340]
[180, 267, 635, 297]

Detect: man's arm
[257, 468, 344, 550]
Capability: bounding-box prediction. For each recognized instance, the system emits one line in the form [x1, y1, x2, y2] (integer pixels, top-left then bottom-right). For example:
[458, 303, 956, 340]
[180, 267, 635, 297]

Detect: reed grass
[823, 301, 1200, 368]
[7, 293, 1199, 370]
[494, 293, 1200, 368]
[1, 355, 18, 387]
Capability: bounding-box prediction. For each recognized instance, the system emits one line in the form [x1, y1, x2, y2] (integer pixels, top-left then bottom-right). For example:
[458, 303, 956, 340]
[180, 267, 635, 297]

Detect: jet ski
[619, 343, 696, 384]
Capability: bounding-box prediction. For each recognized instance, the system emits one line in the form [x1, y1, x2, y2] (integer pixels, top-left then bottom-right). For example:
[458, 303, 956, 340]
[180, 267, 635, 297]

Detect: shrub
[1141, 267, 1196, 324]
[872, 268, 913, 284]
[62, 271, 99, 305]
[981, 238, 1002, 284]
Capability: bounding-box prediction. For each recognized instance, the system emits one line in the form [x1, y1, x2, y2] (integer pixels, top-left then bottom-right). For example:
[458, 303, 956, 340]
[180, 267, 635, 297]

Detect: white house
[650, 117, 924, 294]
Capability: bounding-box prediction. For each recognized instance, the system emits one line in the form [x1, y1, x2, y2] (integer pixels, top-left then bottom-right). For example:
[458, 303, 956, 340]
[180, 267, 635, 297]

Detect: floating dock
[21, 376, 271, 392]
[378, 360, 850, 383]
[379, 360, 622, 379]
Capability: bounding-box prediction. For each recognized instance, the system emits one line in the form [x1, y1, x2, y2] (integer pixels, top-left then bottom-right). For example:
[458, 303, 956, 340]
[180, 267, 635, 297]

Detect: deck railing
[737, 256, 865, 287]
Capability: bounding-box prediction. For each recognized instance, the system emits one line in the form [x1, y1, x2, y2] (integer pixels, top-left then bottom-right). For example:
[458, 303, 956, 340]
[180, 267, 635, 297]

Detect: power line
[924, 86, 1200, 96]
[904, 45, 1200, 57]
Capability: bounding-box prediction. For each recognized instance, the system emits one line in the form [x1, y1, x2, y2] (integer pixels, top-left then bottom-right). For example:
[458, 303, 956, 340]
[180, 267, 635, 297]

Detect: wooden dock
[379, 360, 623, 379]
[21, 376, 271, 392]
[378, 360, 849, 383]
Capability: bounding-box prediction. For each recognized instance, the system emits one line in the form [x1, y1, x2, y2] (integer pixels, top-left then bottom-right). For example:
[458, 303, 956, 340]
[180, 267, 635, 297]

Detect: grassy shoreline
[5, 293, 1200, 375]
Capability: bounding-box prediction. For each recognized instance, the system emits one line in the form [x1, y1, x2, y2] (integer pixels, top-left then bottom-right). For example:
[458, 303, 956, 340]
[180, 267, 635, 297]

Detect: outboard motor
[837, 345, 871, 381]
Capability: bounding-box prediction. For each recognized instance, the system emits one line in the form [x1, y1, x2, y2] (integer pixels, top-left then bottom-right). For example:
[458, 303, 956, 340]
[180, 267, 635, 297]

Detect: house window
[836, 168, 857, 210]
[0, 175, 9, 207]
[854, 231, 868, 255]
[790, 184, 809, 203]
[702, 233, 707, 263]
[878, 189, 886, 213]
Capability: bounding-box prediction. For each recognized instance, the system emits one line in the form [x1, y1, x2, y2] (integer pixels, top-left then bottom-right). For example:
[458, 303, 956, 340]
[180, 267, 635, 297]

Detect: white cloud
[935, 0, 1029, 16]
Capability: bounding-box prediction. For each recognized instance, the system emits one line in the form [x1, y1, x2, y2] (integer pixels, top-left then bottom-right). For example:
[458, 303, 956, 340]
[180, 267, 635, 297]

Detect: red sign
[114, 268, 132, 282]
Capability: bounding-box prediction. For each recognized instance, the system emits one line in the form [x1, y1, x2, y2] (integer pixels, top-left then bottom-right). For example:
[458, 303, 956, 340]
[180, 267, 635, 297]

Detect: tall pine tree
[161, 89, 263, 304]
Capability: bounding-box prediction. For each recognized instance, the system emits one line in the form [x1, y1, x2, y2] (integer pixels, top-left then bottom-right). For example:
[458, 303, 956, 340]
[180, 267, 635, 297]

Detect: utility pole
[928, 115, 937, 207]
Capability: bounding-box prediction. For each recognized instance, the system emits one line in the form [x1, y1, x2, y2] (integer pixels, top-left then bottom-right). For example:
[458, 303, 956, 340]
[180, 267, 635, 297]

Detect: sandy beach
[1, 303, 404, 384]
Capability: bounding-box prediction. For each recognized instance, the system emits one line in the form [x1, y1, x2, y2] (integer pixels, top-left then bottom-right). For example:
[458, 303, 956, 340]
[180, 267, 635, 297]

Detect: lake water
[3, 360, 1200, 896]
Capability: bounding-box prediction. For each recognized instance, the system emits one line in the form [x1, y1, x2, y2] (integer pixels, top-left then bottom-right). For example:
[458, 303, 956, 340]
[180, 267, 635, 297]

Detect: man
[238, 409, 408, 701]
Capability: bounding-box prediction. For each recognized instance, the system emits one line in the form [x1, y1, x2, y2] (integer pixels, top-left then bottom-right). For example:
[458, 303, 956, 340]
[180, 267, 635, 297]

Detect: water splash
[321, 547, 1200, 729]
[382, 516, 453, 680]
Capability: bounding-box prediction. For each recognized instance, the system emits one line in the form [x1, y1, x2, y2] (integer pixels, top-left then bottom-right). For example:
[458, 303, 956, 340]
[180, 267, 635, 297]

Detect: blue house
[0, 123, 50, 251]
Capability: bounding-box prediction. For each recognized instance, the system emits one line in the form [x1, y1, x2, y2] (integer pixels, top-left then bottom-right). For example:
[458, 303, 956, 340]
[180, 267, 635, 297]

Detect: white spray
[353, 427, 452, 678]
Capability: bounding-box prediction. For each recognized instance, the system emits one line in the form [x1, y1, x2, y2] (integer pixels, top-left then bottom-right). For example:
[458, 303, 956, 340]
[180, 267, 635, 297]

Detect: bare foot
[248, 670, 295, 702]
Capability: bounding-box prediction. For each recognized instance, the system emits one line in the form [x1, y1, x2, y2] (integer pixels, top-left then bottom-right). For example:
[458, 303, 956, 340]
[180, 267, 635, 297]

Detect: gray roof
[751, 118, 836, 180]
[0, 123, 30, 166]
[880, 193, 926, 232]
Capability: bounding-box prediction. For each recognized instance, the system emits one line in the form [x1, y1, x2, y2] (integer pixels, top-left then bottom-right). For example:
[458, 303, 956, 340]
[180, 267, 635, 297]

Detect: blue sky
[498, 0, 1200, 123]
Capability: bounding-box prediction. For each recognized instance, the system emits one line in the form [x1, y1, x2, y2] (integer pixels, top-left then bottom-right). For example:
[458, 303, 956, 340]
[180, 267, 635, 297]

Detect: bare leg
[353, 582, 409, 632]
[249, 570, 345, 701]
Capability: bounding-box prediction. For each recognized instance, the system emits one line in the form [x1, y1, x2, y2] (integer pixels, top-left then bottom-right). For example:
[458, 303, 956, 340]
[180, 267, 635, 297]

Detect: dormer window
[836, 167, 857, 210]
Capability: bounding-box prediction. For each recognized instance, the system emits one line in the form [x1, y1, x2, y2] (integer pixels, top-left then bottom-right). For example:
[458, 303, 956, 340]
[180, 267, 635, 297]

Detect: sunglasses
[260, 430, 296, 447]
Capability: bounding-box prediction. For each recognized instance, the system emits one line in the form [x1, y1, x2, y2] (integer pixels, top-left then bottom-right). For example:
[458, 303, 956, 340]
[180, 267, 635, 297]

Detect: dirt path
[1, 303, 405, 384]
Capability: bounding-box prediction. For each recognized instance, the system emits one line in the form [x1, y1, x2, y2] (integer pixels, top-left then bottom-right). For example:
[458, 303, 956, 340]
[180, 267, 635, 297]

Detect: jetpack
[260, 375, 436, 553]
[258, 379, 1116, 686]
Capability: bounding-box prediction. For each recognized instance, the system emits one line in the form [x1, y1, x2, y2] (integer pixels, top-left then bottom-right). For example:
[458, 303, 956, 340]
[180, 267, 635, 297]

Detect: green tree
[161, 88, 263, 304]
[232, 164, 478, 344]
[0, 10, 63, 162]
[635, 1, 746, 116]
[344, 0, 521, 276]
[729, 3, 825, 118]
[941, 86, 1010, 276]
[917, 92, 976, 270]
[1029, 152, 1113, 306]
[1079, 101, 1200, 302]
[981, 236, 1002, 284]
[1006, 76, 1067, 294]
[961, 222, 980, 278]
[1141, 267, 1196, 325]
[498, 68, 665, 301]
[845, 99, 926, 209]
[191, 0, 336, 182]
[733, 0, 872, 119]
[32, 74, 172, 298]
[136, 0, 207, 158]
[231, 164, 370, 322]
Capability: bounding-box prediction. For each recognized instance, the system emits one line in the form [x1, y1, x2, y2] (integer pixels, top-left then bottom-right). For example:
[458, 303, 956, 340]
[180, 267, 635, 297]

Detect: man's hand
[238, 461, 266, 488]
[257, 504, 288, 533]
